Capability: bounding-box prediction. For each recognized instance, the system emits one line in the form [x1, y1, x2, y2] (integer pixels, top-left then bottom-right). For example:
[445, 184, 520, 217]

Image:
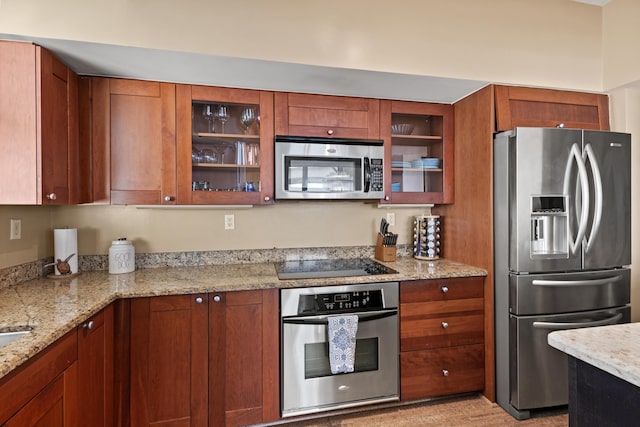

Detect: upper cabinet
[91, 78, 177, 205]
[0, 40, 86, 205]
[380, 100, 454, 205]
[494, 85, 610, 132]
[176, 85, 275, 205]
[275, 92, 380, 139]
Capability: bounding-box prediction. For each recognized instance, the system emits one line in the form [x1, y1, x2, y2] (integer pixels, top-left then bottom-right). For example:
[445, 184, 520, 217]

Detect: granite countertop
[0, 257, 486, 381]
[548, 322, 640, 387]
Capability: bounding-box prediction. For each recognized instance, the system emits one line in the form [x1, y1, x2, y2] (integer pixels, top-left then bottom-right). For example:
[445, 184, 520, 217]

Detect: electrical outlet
[386, 212, 396, 227]
[10, 219, 21, 240]
[224, 214, 235, 230]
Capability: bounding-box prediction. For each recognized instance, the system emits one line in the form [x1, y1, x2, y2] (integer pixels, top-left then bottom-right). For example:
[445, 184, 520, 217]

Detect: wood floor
[272, 394, 568, 427]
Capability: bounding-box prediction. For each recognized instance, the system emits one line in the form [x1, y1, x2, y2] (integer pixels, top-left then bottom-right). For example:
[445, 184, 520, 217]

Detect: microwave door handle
[364, 157, 371, 192]
[533, 313, 623, 330]
[583, 143, 603, 253]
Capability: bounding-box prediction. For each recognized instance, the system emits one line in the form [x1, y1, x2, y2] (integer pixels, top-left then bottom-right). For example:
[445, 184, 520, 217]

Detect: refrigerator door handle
[533, 313, 623, 330]
[563, 143, 590, 254]
[583, 143, 603, 253]
[531, 275, 622, 287]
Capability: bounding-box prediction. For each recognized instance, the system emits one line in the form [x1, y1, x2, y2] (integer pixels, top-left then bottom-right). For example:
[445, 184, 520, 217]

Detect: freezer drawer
[510, 306, 630, 410]
[510, 268, 630, 315]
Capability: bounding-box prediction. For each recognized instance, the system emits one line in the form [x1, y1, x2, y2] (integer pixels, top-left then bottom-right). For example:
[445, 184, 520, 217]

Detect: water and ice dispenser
[530, 195, 568, 258]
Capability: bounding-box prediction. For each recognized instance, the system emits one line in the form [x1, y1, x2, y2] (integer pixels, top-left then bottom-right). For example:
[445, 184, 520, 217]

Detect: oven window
[284, 157, 362, 193]
[304, 338, 379, 379]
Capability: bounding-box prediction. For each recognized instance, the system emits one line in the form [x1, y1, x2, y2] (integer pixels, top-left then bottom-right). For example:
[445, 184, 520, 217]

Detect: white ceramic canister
[109, 238, 135, 274]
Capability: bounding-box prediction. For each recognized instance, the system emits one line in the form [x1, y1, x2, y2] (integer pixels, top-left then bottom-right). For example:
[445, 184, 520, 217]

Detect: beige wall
[0, 206, 52, 269]
[603, 0, 640, 91]
[0, 0, 603, 92]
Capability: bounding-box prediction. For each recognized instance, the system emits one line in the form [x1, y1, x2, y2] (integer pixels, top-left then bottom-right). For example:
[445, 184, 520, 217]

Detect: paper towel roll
[54, 228, 78, 275]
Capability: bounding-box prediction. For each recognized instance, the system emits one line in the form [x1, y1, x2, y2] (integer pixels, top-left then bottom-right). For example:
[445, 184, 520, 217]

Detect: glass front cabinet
[380, 100, 454, 204]
[176, 85, 274, 205]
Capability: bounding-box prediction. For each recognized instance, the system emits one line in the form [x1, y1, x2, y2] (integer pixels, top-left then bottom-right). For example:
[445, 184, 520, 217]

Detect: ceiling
[0, 33, 489, 105]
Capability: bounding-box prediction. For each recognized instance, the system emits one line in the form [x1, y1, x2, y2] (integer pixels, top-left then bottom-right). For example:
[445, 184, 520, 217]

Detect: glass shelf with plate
[382, 100, 453, 204]
[176, 85, 274, 205]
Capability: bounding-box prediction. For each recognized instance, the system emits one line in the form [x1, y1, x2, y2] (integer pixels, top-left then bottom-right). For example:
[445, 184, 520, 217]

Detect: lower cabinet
[400, 277, 485, 401]
[128, 289, 279, 427]
[0, 331, 78, 427]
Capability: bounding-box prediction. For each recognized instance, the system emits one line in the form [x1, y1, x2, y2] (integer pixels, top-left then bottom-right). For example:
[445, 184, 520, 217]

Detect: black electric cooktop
[274, 258, 398, 280]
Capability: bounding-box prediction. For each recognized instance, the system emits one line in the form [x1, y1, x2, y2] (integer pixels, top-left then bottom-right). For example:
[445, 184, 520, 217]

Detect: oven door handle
[532, 313, 623, 330]
[282, 309, 397, 325]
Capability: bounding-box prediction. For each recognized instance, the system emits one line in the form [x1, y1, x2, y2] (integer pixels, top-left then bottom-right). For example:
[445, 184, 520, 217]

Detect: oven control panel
[298, 290, 384, 315]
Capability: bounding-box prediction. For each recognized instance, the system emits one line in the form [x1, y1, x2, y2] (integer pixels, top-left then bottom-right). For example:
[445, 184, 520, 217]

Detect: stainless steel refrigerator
[493, 127, 631, 420]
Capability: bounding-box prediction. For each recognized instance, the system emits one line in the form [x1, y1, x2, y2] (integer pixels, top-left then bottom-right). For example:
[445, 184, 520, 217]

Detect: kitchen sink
[0, 330, 31, 349]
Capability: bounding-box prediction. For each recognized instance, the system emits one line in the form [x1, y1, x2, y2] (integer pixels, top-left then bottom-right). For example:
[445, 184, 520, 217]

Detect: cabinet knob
[46, 193, 57, 200]
[164, 195, 174, 202]
[195, 297, 203, 304]
[441, 321, 449, 329]
[264, 196, 271, 202]
[213, 295, 221, 302]
[327, 129, 334, 135]
[442, 369, 449, 377]
[441, 286, 449, 294]
[557, 123, 565, 128]
[83, 320, 94, 329]
[384, 196, 390, 201]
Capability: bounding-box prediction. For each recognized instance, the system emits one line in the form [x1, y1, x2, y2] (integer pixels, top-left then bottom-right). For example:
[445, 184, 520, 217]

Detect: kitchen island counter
[0, 257, 485, 381]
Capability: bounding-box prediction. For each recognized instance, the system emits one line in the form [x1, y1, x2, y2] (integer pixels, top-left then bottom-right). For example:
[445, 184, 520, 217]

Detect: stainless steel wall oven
[280, 282, 399, 417]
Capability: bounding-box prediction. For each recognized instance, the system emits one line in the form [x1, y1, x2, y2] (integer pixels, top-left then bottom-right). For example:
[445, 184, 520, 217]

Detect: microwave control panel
[369, 158, 384, 192]
[298, 290, 384, 314]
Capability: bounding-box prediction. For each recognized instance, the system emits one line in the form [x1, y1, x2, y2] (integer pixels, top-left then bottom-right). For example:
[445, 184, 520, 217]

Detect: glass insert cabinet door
[176, 85, 274, 205]
[381, 100, 453, 205]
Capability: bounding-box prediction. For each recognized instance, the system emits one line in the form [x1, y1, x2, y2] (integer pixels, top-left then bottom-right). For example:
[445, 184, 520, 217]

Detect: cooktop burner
[275, 258, 398, 280]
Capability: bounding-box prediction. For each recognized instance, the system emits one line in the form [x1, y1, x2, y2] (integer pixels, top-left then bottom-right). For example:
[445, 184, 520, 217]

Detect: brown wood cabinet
[128, 290, 279, 427]
[129, 294, 208, 426]
[0, 40, 83, 205]
[77, 304, 114, 427]
[176, 85, 275, 205]
[0, 331, 78, 426]
[91, 78, 177, 205]
[380, 100, 454, 204]
[275, 92, 380, 139]
[435, 84, 611, 402]
[400, 277, 484, 401]
[494, 85, 610, 132]
[209, 290, 279, 427]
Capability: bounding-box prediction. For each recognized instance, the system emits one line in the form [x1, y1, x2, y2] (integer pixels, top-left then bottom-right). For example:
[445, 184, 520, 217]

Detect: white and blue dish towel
[328, 314, 358, 374]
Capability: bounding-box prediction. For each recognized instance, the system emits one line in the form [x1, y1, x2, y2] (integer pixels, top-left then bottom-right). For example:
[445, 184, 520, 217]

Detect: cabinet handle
[164, 195, 174, 202]
[46, 193, 57, 200]
[442, 369, 449, 377]
[264, 196, 271, 202]
[83, 320, 94, 329]
[440, 286, 449, 294]
[195, 297, 203, 304]
[327, 129, 334, 135]
[441, 321, 449, 329]
[213, 295, 221, 302]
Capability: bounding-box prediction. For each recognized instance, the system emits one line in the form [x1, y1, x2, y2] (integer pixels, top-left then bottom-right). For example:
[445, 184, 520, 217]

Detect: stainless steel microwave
[275, 135, 385, 200]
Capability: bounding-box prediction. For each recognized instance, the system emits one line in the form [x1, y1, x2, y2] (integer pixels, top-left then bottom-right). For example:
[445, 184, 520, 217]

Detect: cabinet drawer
[401, 344, 484, 401]
[400, 276, 484, 303]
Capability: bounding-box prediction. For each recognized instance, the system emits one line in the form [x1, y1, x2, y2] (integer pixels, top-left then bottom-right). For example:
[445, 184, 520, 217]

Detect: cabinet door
[380, 100, 454, 204]
[176, 85, 275, 205]
[129, 295, 208, 427]
[275, 92, 380, 139]
[92, 78, 177, 205]
[209, 290, 279, 427]
[4, 362, 78, 427]
[495, 85, 610, 131]
[77, 304, 114, 427]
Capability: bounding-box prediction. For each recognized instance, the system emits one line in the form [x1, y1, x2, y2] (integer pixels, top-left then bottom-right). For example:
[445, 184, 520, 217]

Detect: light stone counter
[0, 257, 486, 381]
[548, 322, 640, 387]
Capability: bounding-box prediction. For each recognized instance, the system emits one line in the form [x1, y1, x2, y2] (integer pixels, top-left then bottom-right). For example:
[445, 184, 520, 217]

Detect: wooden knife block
[374, 234, 396, 262]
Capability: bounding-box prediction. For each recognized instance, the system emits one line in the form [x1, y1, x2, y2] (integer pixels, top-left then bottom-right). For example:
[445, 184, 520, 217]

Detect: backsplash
[0, 245, 413, 289]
